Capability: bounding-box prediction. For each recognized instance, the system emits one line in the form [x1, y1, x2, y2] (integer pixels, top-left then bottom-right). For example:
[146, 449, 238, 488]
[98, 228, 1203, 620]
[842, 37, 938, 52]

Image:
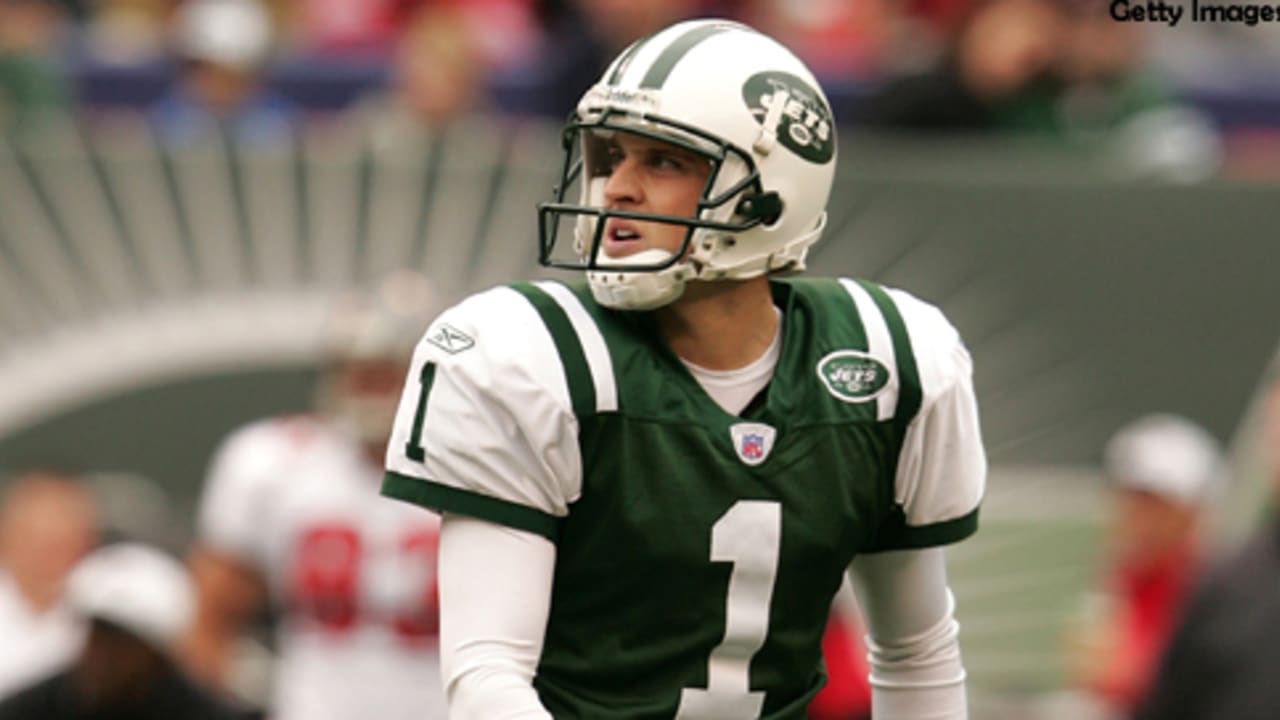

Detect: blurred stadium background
[2, 0, 1279, 717]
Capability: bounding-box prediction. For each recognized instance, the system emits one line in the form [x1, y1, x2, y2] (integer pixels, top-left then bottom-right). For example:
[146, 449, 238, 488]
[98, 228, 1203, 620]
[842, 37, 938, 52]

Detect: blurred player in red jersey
[1067, 414, 1223, 716]
[182, 273, 444, 720]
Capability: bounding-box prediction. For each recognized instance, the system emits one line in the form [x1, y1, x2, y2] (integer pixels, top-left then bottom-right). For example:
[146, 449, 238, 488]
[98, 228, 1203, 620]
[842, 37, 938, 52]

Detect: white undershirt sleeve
[437, 514, 556, 720]
[848, 547, 968, 720]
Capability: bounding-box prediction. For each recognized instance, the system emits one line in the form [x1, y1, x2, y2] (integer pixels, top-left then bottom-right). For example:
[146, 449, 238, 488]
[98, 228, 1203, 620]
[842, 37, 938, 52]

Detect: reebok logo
[426, 323, 474, 354]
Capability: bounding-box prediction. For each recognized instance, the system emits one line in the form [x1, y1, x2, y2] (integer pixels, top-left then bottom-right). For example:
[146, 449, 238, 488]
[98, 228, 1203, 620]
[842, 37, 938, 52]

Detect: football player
[183, 272, 444, 720]
[383, 19, 985, 719]
[1067, 414, 1223, 715]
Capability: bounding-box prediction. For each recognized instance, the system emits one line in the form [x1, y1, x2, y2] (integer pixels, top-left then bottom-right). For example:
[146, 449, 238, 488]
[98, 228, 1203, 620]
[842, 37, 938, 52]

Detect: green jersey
[384, 277, 984, 718]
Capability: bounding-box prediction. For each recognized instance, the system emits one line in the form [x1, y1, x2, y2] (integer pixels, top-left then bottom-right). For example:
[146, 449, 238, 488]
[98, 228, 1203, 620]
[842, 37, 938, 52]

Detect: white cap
[1104, 414, 1224, 504]
[65, 543, 194, 652]
[174, 0, 273, 70]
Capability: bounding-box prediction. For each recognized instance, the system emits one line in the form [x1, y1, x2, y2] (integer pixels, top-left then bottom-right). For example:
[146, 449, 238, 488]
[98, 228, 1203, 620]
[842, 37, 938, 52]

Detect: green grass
[950, 520, 1104, 691]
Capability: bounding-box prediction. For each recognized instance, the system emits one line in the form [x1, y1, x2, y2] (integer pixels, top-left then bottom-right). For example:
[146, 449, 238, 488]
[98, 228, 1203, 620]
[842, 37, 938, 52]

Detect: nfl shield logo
[729, 423, 777, 467]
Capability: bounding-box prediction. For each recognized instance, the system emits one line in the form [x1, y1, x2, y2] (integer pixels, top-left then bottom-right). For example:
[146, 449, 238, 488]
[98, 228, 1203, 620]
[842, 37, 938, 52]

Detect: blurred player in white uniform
[0, 471, 97, 700]
[184, 274, 444, 720]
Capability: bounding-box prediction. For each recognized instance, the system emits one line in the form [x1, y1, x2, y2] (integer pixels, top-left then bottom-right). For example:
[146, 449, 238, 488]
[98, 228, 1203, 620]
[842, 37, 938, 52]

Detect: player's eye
[588, 142, 626, 177]
[605, 145, 626, 172]
[582, 132, 624, 177]
[647, 150, 686, 172]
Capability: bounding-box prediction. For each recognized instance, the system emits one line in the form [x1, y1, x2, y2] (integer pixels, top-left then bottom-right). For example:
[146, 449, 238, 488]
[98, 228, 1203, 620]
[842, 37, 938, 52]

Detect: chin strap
[588, 269, 687, 310]
[589, 248, 693, 310]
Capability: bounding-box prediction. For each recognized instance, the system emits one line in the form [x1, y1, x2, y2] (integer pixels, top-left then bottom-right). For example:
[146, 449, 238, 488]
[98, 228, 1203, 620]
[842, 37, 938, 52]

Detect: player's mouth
[601, 220, 644, 257]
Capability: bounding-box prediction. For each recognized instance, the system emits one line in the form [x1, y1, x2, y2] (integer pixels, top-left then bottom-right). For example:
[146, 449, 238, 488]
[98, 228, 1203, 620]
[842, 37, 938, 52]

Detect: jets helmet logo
[742, 71, 835, 164]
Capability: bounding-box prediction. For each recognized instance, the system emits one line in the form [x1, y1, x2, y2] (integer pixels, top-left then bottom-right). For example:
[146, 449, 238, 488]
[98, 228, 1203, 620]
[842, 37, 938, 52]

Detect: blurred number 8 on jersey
[289, 523, 439, 642]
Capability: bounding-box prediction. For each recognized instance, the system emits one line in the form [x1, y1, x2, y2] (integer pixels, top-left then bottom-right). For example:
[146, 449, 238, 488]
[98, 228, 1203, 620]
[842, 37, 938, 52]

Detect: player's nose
[603, 158, 643, 206]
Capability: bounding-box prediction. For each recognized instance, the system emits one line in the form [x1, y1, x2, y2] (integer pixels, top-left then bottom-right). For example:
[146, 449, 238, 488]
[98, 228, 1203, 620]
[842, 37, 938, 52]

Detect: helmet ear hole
[735, 192, 783, 226]
[763, 199, 784, 228]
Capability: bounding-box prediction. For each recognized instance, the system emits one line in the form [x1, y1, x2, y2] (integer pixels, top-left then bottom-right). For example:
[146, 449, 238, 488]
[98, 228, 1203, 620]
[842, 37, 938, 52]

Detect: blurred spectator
[147, 0, 300, 146]
[0, 543, 252, 720]
[901, 0, 979, 46]
[859, 0, 1068, 131]
[865, 0, 1064, 131]
[513, 0, 704, 119]
[451, 0, 542, 75]
[80, 0, 169, 68]
[1064, 415, 1223, 718]
[286, 0, 405, 56]
[859, 0, 1198, 141]
[0, 469, 97, 700]
[1053, 6, 1220, 182]
[352, 2, 488, 143]
[570, 0, 705, 58]
[0, 0, 73, 132]
[738, 0, 892, 84]
[1134, 376, 1280, 720]
[180, 272, 445, 720]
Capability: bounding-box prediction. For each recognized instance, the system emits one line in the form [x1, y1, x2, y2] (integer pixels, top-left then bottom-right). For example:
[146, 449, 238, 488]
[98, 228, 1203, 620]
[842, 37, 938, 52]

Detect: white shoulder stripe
[532, 281, 619, 413]
[839, 279, 898, 421]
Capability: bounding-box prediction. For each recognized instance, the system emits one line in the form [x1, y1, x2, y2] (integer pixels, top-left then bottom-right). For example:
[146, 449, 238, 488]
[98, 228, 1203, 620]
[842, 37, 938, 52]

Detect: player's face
[1110, 488, 1196, 566]
[594, 131, 712, 260]
[0, 477, 95, 591]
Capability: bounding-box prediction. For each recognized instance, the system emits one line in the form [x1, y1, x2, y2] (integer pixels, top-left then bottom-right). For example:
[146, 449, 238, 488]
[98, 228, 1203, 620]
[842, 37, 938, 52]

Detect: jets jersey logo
[729, 422, 777, 467]
[817, 350, 891, 403]
[426, 323, 474, 354]
[742, 71, 834, 164]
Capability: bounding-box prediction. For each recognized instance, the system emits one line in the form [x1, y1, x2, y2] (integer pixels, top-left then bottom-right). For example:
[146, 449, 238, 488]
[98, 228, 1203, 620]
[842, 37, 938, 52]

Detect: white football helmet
[537, 19, 838, 310]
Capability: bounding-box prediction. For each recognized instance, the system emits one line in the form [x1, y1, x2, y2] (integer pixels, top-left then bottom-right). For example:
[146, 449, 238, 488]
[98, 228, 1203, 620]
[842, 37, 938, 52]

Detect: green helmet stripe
[606, 35, 652, 86]
[638, 24, 732, 89]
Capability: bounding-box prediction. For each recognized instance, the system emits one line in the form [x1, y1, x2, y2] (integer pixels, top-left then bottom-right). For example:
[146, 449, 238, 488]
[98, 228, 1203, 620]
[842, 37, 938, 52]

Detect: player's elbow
[443, 642, 552, 720]
[865, 612, 966, 689]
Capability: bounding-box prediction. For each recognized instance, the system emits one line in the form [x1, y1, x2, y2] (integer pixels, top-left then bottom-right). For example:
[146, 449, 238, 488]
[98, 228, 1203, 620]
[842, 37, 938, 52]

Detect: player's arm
[850, 289, 986, 719]
[849, 548, 966, 720]
[878, 289, 985, 551]
[382, 288, 580, 718]
[436, 515, 554, 719]
[181, 543, 268, 689]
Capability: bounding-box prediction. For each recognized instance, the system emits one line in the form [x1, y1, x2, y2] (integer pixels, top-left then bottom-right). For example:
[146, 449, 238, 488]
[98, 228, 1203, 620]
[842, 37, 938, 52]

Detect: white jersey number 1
[676, 500, 781, 719]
